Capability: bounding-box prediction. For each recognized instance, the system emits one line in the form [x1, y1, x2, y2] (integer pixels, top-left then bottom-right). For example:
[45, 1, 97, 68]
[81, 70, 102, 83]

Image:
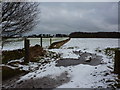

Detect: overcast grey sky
[26, 2, 118, 35]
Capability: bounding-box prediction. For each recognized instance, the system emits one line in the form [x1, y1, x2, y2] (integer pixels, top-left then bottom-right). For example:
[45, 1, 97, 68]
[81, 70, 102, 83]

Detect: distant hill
[69, 32, 120, 38]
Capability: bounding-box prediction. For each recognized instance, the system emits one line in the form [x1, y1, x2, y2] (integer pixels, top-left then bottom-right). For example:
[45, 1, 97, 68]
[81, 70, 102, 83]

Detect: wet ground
[56, 51, 103, 67]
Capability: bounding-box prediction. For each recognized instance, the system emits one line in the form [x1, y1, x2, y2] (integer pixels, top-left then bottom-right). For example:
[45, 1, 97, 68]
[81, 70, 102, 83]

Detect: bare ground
[2, 72, 70, 89]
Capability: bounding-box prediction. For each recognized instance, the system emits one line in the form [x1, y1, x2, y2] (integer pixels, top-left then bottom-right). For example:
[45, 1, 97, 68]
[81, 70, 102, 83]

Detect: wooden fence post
[114, 50, 120, 76]
[40, 37, 42, 47]
[24, 38, 30, 63]
[50, 37, 52, 45]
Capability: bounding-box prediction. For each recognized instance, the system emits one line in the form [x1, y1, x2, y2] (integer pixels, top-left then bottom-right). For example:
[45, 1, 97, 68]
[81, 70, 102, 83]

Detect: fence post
[114, 50, 120, 76]
[24, 38, 30, 63]
[50, 37, 52, 45]
[40, 37, 42, 47]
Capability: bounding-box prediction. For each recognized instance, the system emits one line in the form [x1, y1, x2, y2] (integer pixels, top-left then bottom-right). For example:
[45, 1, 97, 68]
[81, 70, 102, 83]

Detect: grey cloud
[26, 2, 118, 35]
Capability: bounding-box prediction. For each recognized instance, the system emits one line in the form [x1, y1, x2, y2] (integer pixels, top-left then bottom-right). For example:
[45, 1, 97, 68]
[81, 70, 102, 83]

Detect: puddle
[56, 52, 103, 67]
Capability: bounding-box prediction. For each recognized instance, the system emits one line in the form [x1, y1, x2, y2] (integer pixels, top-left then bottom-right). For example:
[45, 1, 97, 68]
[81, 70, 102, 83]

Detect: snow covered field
[61, 38, 119, 53]
[49, 38, 119, 59]
[14, 38, 120, 88]
[2, 37, 68, 50]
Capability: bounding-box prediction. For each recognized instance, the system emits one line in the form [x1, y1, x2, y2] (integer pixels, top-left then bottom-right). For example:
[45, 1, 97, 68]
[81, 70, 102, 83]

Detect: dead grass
[2, 45, 46, 64]
[49, 38, 70, 49]
[29, 45, 46, 62]
[2, 49, 25, 64]
[2, 66, 28, 81]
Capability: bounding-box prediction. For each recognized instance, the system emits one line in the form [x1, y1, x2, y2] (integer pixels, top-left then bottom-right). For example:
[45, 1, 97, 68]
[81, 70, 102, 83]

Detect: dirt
[29, 44, 46, 61]
[2, 72, 70, 89]
[2, 44, 46, 64]
[2, 73, 27, 89]
[2, 66, 28, 81]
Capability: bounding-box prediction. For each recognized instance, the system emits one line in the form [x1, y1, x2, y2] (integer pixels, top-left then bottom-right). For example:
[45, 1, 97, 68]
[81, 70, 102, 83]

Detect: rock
[104, 73, 110, 76]
[85, 59, 92, 62]
[106, 80, 114, 83]
[85, 56, 92, 62]
[42, 70, 46, 72]
[98, 86, 102, 88]
[17, 80, 23, 84]
[93, 74, 96, 76]
[95, 67, 97, 69]
[41, 61, 48, 64]
[31, 77, 33, 79]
